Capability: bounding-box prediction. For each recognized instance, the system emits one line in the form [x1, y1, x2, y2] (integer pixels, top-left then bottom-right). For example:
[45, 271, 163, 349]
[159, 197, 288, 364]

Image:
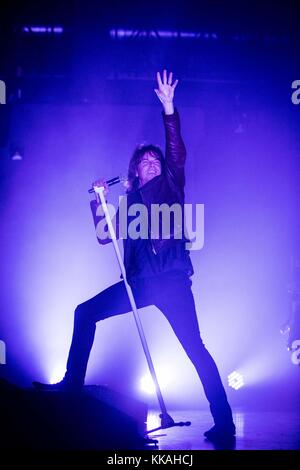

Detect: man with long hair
[33, 70, 235, 442]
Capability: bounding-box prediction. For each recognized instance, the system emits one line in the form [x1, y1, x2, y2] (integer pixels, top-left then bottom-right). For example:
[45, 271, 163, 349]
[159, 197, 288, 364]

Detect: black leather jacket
[91, 108, 193, 278]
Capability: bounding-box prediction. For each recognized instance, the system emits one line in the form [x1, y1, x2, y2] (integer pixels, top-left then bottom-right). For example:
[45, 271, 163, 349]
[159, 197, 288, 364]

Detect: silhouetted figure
[33, 70, 236, 443]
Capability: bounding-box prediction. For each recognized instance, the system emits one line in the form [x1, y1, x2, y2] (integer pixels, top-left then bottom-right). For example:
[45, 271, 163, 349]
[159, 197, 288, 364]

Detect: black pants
[65, 271, 233, 426]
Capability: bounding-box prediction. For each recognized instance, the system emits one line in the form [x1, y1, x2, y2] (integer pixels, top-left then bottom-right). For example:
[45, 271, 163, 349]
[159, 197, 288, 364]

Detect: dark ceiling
[0, 0, 299, 104]
[1, 0, 299, 33]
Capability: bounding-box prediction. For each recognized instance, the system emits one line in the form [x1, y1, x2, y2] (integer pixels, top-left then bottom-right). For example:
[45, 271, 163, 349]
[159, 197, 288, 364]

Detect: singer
[33, 70, 235, 443]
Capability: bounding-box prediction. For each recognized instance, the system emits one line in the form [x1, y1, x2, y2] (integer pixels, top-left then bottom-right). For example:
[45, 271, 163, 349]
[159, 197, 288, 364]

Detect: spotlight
[49, 365, 65, 384]
[10, 144, 24, 161]
[22, 26, 63, 34]
[11, 150, 23, 161]
[139, 368, 171, 395]
[109, 29, 220, 41]
[228, 370, 244, 390]
[140, 374, 156, 395]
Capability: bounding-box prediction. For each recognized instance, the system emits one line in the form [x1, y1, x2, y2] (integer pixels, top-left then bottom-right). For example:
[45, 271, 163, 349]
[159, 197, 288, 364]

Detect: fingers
[156, 71, 163, 88]
[157, 70, 177, 88]
[163, 69, 167, 84]
[92, 179, 109, 194]
[93, 178, 104, 187]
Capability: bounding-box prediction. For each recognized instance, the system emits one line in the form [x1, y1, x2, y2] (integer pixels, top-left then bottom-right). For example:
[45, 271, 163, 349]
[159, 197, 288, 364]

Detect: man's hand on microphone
[92, 178, 109, 197]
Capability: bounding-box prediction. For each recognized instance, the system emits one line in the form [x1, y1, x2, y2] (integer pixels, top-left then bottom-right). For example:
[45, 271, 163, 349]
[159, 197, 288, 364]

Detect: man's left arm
[163, 108, 186, 188]
[155, 70, 186, 188]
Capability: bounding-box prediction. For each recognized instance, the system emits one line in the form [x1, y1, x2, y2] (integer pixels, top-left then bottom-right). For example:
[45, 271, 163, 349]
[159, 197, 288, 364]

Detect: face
[136, 151, 162, 187]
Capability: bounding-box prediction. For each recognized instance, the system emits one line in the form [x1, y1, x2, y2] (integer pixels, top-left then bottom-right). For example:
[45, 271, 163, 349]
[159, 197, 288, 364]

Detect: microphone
[88, 175, 127, 193]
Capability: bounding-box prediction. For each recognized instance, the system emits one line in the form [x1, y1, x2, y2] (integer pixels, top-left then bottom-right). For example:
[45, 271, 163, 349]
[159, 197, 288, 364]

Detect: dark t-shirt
[127, 189, 194, 284]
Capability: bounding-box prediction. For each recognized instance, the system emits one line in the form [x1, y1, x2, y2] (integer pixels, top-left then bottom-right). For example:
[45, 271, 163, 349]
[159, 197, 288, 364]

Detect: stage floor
[147, 408, 300, 450]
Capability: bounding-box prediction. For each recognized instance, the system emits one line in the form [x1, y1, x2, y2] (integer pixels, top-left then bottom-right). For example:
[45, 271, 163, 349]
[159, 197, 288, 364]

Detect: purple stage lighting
[228, 371, 244, 390]
[22, 26, 63, 34]
[139, 368, 171, 395]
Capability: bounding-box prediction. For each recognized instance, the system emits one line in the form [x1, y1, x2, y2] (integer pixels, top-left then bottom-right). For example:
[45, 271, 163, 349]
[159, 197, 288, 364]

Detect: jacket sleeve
[162, 107, 186, 189]
[90, 199, 119, 245]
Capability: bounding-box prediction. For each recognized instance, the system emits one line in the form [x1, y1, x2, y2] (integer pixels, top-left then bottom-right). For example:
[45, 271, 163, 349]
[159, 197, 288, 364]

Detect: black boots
[32, 380, 83, 393]
[204, 422, 236, 443]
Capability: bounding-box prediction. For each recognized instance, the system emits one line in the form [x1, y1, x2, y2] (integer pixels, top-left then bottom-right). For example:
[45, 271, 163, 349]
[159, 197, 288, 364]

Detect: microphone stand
[92, 183, 191, 438]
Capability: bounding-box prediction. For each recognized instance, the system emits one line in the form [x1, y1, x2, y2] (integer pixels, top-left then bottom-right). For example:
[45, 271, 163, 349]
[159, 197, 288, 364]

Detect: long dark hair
[126, 144, 165, 193]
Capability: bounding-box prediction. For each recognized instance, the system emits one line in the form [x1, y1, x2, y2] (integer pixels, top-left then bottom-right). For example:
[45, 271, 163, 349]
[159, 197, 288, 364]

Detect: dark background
[0, 0, 299, 410]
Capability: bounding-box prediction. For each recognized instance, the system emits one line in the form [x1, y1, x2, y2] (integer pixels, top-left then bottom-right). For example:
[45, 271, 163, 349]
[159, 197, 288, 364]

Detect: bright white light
[228, 370, 244, 390]
[139, 368, 171, 395]
[140, 374, 156, 395]
[49, 365, 65, 384]
[146, 411, 161, 431]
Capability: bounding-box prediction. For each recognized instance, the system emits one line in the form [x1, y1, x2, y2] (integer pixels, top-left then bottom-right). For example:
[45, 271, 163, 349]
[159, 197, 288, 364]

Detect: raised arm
[155, 70, 186, 188]
[154, 69, 177, 115]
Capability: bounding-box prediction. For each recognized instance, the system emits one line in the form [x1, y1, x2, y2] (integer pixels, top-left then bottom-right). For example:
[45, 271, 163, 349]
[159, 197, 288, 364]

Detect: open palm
[155, 69, 178, 105]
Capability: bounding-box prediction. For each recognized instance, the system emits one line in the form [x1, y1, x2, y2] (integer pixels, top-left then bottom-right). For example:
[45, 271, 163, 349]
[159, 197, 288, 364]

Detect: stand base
[145, 412, 191, 435]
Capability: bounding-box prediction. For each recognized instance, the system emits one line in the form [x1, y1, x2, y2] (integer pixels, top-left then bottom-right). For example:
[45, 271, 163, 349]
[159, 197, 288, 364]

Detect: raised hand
[154, 70, 178, 113]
